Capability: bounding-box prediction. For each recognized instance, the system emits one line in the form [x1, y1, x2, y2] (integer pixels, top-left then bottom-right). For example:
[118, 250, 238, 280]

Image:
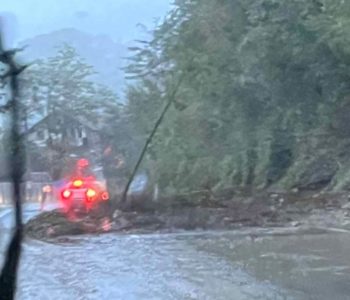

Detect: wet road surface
[1, 206, 350, 299]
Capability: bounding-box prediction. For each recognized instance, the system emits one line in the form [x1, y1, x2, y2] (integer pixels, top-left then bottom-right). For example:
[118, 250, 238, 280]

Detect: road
[0, 203, 59, 229]
[0, 205, 350, 299]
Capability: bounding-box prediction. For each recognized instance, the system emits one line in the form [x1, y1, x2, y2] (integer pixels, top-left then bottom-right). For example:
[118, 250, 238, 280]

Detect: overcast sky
[0, 0, 171, 47]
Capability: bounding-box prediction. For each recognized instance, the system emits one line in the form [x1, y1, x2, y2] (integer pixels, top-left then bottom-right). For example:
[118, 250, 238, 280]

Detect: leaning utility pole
[120, 75, 184, 206]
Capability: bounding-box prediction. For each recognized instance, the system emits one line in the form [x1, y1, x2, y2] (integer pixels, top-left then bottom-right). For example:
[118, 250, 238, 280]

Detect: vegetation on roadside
[123, 0, 350, 197]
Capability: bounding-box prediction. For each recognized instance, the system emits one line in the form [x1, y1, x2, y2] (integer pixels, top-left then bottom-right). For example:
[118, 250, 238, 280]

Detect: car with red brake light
[59, 176, 110, 218]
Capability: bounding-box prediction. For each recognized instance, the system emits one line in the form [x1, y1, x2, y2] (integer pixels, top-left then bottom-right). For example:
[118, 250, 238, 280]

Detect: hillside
[18, 28, 128, 95]
[123, 0, 350, 196]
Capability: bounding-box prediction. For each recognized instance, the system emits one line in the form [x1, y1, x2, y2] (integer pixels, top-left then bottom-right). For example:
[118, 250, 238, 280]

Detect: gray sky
[0, 0, 171, 46]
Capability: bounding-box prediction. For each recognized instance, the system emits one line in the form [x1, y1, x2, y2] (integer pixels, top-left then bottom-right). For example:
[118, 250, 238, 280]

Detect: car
[59, 176, 111, 219]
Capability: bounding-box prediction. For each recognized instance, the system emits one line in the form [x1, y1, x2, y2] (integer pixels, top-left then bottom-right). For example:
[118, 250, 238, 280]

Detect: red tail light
[101, 191, 109, 201]
[62, 189, 71, 199]
[86, 188, 97, 202]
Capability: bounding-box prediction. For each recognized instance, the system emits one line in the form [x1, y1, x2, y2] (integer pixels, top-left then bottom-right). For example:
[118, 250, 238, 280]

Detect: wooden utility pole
[120, 75, 184, 206]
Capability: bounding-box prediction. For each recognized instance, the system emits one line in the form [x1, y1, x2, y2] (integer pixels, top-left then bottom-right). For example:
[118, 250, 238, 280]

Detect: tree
[19, 44, 125, 179]
[124, 0, 350, 197]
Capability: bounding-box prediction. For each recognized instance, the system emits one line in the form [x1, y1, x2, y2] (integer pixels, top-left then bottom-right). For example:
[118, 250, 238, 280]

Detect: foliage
[16, 44, 129, 179]
[124, 0, 350, 195]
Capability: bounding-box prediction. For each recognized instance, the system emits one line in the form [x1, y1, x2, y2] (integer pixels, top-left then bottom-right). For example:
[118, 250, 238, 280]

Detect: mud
[25, 190, 350, 242]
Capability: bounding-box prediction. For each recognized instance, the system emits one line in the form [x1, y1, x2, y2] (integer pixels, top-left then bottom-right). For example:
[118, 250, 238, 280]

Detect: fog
[1, 0, 171, 46]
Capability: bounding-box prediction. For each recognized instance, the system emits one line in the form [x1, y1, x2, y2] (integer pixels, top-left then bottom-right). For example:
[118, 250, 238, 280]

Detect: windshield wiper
[0, 23, 27, 300]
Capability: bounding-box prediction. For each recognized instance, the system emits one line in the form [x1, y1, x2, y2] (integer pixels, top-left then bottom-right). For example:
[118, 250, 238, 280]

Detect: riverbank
[25, 190, 350, 241]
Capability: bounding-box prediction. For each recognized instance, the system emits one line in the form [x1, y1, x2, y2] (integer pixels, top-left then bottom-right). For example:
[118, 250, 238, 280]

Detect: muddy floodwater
[10, 231, 350, 299]
[1, 206, 350, 299]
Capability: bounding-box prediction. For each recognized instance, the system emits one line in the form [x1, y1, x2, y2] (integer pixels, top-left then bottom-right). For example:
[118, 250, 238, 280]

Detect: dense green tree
[124, 0, 350, 196]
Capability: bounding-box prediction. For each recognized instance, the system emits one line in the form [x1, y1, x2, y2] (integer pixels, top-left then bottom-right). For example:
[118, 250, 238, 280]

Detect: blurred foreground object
[0, 16, 26, 300]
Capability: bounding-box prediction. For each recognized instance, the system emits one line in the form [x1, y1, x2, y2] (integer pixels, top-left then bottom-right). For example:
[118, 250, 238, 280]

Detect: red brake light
[77, 158, 89, 168]
[73, 179, 83, 188]
[62, 189, 71, 199]
[86, 188, 97, 200]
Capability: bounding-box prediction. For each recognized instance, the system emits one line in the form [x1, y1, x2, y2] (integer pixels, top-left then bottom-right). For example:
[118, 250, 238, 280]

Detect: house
[25, 112, 101, 149]
[26, 112, 101, 149]
[22, 171, 52, 203]
[23, 111, 105, 178]
[0, 111, 107, 203]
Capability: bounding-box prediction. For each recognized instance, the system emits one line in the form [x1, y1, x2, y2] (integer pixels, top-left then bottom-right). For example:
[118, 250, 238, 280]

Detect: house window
[70, 128, 75, 138]
[56, 118, 63, 130]
[78, 127, 83, 138]
[37, 129, 45, 140]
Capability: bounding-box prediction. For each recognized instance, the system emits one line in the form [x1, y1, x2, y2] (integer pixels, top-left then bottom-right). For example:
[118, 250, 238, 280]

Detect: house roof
[22, 110, 100, 136]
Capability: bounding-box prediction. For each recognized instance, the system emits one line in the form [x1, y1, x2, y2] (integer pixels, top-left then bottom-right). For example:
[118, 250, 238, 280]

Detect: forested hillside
[19, 29, 128, 95]
[124, 0, 350, 197]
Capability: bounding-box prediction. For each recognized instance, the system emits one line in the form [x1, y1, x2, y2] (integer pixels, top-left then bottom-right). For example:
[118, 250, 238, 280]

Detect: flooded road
[17, 232, 287, 300]
[15, 229, 350, 299]
[1, 207, 350, 299]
